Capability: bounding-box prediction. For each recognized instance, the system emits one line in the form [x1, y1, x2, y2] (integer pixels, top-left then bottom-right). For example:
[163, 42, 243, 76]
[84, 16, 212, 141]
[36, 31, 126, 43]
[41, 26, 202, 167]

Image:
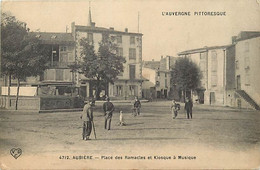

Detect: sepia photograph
[0, 0, 260, 169]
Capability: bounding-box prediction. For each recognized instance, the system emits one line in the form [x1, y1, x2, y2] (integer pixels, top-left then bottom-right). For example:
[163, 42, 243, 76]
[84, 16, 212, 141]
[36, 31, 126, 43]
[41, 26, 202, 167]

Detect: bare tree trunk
[15, 78, 20, 110]
[184, 89, 186, 102]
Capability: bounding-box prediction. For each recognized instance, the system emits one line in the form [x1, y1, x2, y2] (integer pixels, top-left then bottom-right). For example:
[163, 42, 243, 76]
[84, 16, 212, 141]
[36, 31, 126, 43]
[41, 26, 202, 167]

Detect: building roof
[29, 32, 75, 45]
[142, 61, 160, 70]
[74, 25, 143, 36]
[233, 31, 260, 42]
[159, 56, 177, 71]
[178, 44, 233, 55]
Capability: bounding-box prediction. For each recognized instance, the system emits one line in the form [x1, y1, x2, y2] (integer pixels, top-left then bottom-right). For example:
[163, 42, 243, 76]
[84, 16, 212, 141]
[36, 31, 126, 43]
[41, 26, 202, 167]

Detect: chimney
[109, 27, 114, 31]
[125, 28, 128, 32]
[152, 59, 154, 61]
[161, 55, 163, 59]
[91, 22, 96, 27]
[232, 36, 237, 44]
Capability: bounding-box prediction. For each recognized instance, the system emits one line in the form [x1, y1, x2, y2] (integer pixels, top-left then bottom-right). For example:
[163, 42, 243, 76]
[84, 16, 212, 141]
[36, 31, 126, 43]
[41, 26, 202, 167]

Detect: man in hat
[184, 97, 193, 119]
[80, 99, 95, 140]
[103, 96, 115, 130]
[133, 96, 141, 116]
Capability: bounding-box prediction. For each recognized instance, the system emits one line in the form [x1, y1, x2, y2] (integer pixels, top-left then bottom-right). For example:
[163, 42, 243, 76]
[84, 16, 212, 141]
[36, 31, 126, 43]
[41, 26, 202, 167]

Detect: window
[165, 73, 167, 78]
[129, 65, 136, 79]
[117, 48, 123, 57]
[165, 79, 167, 88]
[116, 85, 123, 96]
[117, 35, 122, 43]
[68, 46, 74, 51]
[129, 48, 136, 60]
[235, 60, 239, 69]
[87, 33, 93, 43]
[211, 51, 217, 72]
[157, 72, 160, 77]
[60, 46, 67, 52]
[130, 36, 135, 44]
[129, 85, 137, 96]
[211, 72, 217, 87]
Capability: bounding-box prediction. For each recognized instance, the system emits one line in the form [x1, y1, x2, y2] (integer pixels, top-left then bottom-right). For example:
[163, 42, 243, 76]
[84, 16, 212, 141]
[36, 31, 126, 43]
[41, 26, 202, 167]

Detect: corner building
[71, 13, 143, 100]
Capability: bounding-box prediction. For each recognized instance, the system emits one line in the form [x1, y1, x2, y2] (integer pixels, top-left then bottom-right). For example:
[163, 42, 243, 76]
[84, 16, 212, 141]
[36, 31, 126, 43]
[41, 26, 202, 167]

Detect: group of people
[80, 96, 193, 140]
[80, 96, 141, 140]
[171, 97, 193, 119]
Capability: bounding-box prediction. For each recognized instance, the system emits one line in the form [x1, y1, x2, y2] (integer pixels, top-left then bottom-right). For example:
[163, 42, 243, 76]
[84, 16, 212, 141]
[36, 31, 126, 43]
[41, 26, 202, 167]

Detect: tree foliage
[1, 12, 50, 109]
[171, 57, 202, 94]
[72, 33, 126, 99]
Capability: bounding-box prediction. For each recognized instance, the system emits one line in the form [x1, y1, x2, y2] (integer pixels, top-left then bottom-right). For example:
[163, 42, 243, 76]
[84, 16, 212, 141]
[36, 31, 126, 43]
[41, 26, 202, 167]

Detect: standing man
[80, 99, 95, 140]
[103, 96, 115, 130]
[184, 97, 193, 119]
[133, 96, 141, 116]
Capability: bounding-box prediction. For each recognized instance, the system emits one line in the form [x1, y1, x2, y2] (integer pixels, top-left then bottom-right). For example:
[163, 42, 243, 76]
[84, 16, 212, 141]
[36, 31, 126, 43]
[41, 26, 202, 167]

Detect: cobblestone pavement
[0, 101, 260, 169]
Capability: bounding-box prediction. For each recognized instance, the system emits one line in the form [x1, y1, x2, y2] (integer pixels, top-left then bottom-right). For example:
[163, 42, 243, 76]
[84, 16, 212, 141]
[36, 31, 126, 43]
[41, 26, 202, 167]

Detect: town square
[0, 0, 260, 169]
[1, 101, 260, 169]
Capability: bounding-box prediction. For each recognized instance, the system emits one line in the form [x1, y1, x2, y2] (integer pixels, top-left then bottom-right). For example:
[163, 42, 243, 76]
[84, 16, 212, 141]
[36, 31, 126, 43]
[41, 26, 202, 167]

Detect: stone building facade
[71, 10, 143, 100]
[178, 45, 235, 105]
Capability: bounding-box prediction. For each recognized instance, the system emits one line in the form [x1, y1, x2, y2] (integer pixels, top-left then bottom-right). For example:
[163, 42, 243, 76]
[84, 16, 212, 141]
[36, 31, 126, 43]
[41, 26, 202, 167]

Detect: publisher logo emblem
[10, 148, 22, 159]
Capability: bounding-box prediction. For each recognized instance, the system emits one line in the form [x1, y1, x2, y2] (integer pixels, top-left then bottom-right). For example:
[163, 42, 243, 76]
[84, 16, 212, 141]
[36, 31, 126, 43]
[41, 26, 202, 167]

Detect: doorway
[210, 92, 215, 105]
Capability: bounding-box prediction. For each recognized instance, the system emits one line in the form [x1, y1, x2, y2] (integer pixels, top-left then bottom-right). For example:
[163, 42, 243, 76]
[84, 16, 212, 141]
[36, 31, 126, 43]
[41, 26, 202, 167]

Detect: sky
[1, 0, 260, 61]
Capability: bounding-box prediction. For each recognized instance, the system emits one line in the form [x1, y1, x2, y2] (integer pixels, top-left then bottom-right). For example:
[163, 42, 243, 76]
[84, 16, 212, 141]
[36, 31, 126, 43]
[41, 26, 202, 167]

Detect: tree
[74, 33, 126, 100]
[170, 57, 202, 101]
[1, 12, 50, 110]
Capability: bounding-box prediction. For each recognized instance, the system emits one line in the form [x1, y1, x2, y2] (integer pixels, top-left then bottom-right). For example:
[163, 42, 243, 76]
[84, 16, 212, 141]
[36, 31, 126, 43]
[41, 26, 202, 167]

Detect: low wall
[0, 95, 84, 110]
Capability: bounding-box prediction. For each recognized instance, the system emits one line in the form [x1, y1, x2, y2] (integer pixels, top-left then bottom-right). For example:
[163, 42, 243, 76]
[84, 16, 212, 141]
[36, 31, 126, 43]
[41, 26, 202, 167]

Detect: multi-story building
[0, 32, 79, 110]
[0, 8, 143, 110]
[231, 31, 260, 110]
[32, 32, 76, 95]
[71, 9, 143, 100]
[142, 56, 176, 99]
[178, 45, 235, 105]
[1, 32, 76, 96]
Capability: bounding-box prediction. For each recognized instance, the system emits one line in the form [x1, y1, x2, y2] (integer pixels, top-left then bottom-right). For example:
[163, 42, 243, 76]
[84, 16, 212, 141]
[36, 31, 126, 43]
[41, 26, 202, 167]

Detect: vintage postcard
[0, 0, 260, 169]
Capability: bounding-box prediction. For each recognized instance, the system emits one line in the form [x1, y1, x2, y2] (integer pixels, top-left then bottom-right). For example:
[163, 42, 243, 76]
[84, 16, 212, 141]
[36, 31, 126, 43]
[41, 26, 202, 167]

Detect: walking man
[80, 99, 95, 140]
[133, 96, 141, 116]
[184, 97, 193, 119]
[103, 96, 115, 130]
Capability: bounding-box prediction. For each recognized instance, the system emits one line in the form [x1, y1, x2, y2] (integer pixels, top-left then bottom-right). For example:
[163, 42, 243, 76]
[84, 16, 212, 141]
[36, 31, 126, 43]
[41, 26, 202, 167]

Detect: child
[118, 111, 126, 126]
[171, 100, 180, 119]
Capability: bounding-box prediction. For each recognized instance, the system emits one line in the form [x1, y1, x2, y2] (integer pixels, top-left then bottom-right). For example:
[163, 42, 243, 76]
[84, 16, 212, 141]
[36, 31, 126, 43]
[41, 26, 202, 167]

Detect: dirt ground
[0, 101, 260, 169]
